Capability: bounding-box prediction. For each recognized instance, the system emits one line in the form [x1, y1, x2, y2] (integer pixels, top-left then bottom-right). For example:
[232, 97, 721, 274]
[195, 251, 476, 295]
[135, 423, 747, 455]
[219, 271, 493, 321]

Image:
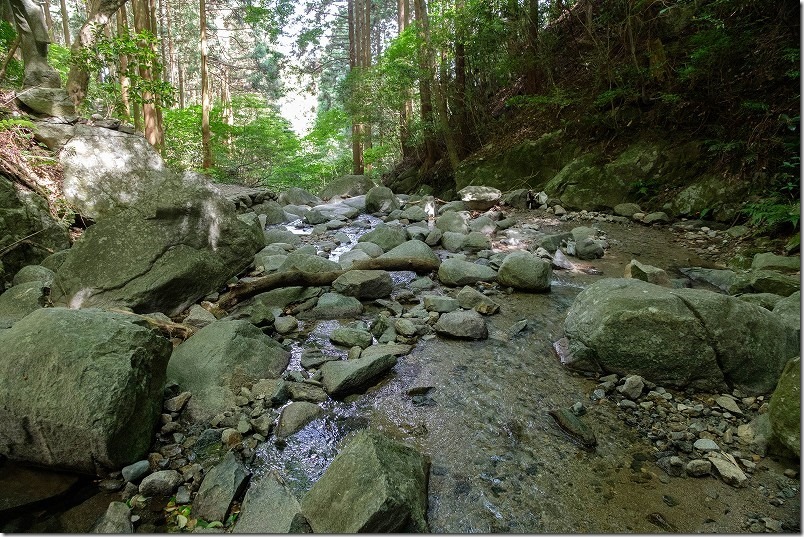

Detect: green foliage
[742, 197, 800, 231]
[506, 88, 572, 110]
[72, 25, 175, 118]
[0, 20, 22, 87]
[0, 118, 36, 132]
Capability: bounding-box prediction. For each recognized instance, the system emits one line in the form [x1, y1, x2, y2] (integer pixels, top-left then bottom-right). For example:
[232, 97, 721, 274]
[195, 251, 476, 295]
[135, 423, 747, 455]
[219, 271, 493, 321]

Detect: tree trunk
[65, 0, 129, 106]
[133, 0, 159, 147]
[200, 0, 213, 169]
[413, 0, 438, 170]
[43, 0, 54, 40]
[348, 0, 364, 175]
[397, 0, 413, 159]
[116, 7, 131, 120]
[59, 0, 70, 46]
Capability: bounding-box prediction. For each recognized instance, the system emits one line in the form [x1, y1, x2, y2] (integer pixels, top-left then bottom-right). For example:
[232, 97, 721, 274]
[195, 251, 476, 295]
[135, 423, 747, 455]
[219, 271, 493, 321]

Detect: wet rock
[548, 408, 597, 450]
[90, 501, 132, 533]
[358, 225, 407, 252]
[497, 251, 552, 292]
[360, 343, 412, 361]
[252, 378, 289, 406]
[0, 308, 171, 472]
[624, 259, 670, 286]
[456, 285, 500, 314]
[365, 186, 401, 214]
[339, 249, 372, 269]
[301, 430, 429, 532]
[167, 320, 290, 421]
[330, 326, 374, 349]
[438, 258, 497, 287]
[121, 460, 151, 483]
[273, 315, 298, 334]
[433, 309, 488, 340]
[192, 451, 248, 523]
[279, 252, 342, 274]
[221, 428, 242, 448]
[441, 231, 467, 252]
[332, 270, 393, 300]
[139, 470, 183, 497]
[464, 232, 491, 252]
[286, 382, 328, 403]
[563, 278, 799, 395]
[235, 471, 311, 533]
[276, 402, 323, 438]
[768, 357, 801, 456]
[321, 354, 398, 398]
[303, 292, 363, 319]
[264, 228, 301, 246]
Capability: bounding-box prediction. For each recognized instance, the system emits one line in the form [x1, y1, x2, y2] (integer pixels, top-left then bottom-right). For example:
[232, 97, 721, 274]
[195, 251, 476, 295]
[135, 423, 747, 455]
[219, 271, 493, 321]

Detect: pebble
[693, 438, 720, 452]
[686, 459, 712, 477]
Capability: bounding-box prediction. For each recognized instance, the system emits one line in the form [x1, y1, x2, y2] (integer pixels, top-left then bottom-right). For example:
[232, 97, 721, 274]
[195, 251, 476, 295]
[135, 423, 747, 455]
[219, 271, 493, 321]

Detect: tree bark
[397, 0, 413, 159]
[413, 0, 438, 170]
[116, 7, 131, 120]
[59, 0, 70, 46]
[200, 0, 213, 168]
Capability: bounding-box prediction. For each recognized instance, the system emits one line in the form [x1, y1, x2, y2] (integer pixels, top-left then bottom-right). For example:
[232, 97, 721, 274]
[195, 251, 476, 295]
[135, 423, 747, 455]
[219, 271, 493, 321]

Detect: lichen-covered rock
[192, 451, 248, 522]
[563, 278, 799, 395]
[365, 186, 400, 214]
[438, 258, 497, 287]
[332, 270, 393, 300]
[319, 175, 375, 200]
[497, 251, 552, 292]
[769, 357, 801, 456]
[0, 308, 171, 472]
[321, 354, 398, 398]
[235, 471, 311, 533]
[301, 430, 429, 532]
[434, 309, 488, 340]
[358, 225, 407, 252]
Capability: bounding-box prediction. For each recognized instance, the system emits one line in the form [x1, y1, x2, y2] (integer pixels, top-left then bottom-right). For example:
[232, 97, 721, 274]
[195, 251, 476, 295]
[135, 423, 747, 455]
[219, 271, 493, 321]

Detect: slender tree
[200, 0, 213, 168]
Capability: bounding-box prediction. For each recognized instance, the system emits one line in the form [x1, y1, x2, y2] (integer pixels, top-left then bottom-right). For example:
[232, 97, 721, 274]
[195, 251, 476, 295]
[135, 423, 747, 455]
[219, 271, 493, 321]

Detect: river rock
[751, 252, 800, 274]
[643, 211, 670, 224]
[263, 228, 301, 246]
[773, 291, 800, 331]
[276, 402, 323, 438]
[167, 320, 290, 421]
[0, 280, 49, 325]
[321, 354, 398, 398]
[456, 285, 500, 314]
[401, 204, 428, 222]
[252, 378, 289, 406]
[706, 452, 747, 487]
[737, 269, 799, 297]
[438, 258, 497, 287]
[252, 199, 291, 224]
[379, 239, 441, 267]
[301, 430, 429, 532]
[573, 237, 605, 260]
[192, 451, 248, 522]
[358, 225, 407, 252]
[434, 309, 488, 339]
[441, 231, 467, 252]
[183, 304, 217, 329]
[458, 186, 501, 211]
[365, 186, 400, 214]
[436, 211, 469, 233]
[768, 357, 801, 456]
[303, 292, 364, 319]
[273, 315, 298, 334]
[330, 326, 374, 349]
[51, 181, 263, 317]
[693, 438, 720, 452]
[90, 501, 133, 533]
[339, 249, 372, 269]
[332, 270, 393, 300]
[423, 295, 459, 313]
[11, 265, 55, 287]
[319, 175, 375, 200]
[614, 203, 642, 217]
[617, 375, 644, 400]
[235, 471, 311, 533]
[464, 231, 491, 252]
[121, 460, 151, 483]
[685, 459, 712, 477]
[278, 187, 322, 207]
[139, 470, 183, 497]
[0, 308, 170, 472]
[279, 252, 342, 274]
[563, 278, 799, 395]
[497, 251, 552, 291]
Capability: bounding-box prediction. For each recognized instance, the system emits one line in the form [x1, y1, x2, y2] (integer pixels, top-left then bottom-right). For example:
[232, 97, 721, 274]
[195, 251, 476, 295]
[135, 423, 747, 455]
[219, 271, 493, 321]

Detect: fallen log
[108, 308, 197, 341]
[217, 257, 440, 311]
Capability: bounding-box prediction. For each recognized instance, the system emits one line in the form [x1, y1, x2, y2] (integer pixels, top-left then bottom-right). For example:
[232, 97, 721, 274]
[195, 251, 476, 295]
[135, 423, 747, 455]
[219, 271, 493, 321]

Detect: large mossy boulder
[319, 175, 375, 200]
[0, 175, 70, 286]
[563, 278, 799, 395]
[364, 186, 400, 214]
[301, 429, 429, 532]
[60, 125, 172, 220]
[0, 307, 171, 473]
[768, 357, 801, 456]
[670, 174, 749, 222]
[167, 320, 290, 421]
[51, 181, 264, 317]
[497, 251, 552, 291]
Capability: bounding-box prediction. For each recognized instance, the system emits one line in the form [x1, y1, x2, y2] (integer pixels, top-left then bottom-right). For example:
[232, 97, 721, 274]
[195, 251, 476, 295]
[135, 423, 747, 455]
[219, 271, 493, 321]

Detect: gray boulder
[0, 308, 170, 472]
[303, 292, 364, 319]
[279, 252, 342, 274]
[614, 203, 642, 217]
[624, 259, 669, 286]
[139, 470, 183, 497]
[378, 240, 441, 268]
[321, 354, 398, 398]
[330, 326, 374, 349]
[436, 211, 469, 234]
[773, 291, 801, 331]
[438, 258, 497, 287]
[563, 278, 799, 395]
[332, 270, 393, 300]
[235, 471, 311, 533]
[0, 280, 49, 325]
[358, 225, 407, 252]
[90, 501, 133, 533]
[12, 264, 55, 287]
[167, 320, 289, 421]
[17, 87, 75, 117]
[441, 231, 466, 253]
[0, 175, 70, 285]
[278, 187, 322, 207]
[276, 402, 323, 438]
[319, 175, 375, 200]
[497, 251, 552, 292]
[751, 252, 800, 274]
[456, 285, 500, 314]
[301, 430, 429, 532]
[365, 186, 400, 214]
[51, 182, 263, 317]
[60, 124, 171, 220]
[252, 200, 291, 224]
[434, 309, 488, 339]
[264, 228, 301, 246]
[192, 451, 248, 522]
[768, 357, 800, 456]
[458, 186, 501, 211]
[338, 248, 372, 269]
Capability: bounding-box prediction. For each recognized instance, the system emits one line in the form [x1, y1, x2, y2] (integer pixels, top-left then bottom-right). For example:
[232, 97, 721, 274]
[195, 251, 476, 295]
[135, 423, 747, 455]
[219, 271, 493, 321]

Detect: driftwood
[217, 257, 440, 311]
[109, 308, 197, 341]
